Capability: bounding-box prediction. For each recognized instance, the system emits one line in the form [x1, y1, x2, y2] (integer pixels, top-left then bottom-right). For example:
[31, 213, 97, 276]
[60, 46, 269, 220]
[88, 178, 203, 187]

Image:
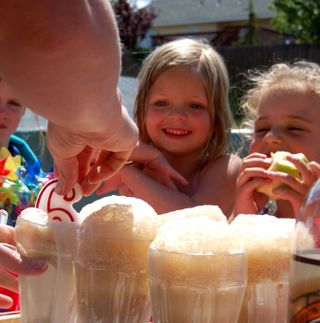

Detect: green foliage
[270, 0, 320, 44]
[233, 0, 259, 46]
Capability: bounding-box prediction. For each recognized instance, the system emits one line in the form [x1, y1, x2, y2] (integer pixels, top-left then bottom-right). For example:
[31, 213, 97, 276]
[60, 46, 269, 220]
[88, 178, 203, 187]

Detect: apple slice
[257, 151, 308, 200]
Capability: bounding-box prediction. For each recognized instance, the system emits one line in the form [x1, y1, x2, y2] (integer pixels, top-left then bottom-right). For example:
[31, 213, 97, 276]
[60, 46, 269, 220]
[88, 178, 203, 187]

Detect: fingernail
[28, 259, 48, 270]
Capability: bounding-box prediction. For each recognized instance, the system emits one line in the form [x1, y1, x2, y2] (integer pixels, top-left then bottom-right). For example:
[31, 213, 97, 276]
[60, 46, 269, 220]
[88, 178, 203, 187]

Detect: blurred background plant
[270, 0, 320, 44]
[111, 0, 157, 52]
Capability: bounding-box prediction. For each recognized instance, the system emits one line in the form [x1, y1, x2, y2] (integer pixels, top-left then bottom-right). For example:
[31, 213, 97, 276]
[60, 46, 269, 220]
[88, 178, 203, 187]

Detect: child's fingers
[309, 161, 320, 178]
[0, 294, 14, 309]
[87, 150, 131, 184]
[271, 187, 303, 218]
[286, 155, 315, 181]
[265, 171, 311, 197]
[0, 268, 19, 293]
[237, 167, 271, 187]
[242, 155, 271, 171]
[92, 174, 123, 196]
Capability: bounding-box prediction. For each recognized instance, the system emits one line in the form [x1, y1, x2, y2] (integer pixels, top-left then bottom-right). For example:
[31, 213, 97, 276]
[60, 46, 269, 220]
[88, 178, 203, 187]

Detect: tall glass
[15, 208, 77, 323]
[288, 178, 320, 322]
[230, 214, 295, 323]
[148, 217, 247, 323]
[74, 196, 158, 323]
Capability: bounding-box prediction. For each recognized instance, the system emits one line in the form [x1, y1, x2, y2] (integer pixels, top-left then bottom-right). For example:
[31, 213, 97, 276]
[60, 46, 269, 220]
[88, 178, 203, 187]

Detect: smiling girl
[98, 38, 241, 217]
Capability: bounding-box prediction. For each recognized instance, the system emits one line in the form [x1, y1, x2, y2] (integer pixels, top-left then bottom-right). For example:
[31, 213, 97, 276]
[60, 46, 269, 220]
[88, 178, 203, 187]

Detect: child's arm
[84, 142, 188, 195]
[107, 154, 241, 217]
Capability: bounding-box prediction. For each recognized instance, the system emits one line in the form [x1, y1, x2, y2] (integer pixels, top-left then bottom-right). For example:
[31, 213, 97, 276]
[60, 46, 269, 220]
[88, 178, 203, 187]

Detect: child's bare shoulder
[201, 153, 242, 179]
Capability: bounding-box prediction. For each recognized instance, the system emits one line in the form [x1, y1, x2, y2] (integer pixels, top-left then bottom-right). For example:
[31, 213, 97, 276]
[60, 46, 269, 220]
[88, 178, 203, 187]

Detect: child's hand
[95, 171, 133, 197]
[263, 156, 320, 217]
[233, 153, 272, 216]
[0, 225, 47, 309]
[142, 154, 188, 190]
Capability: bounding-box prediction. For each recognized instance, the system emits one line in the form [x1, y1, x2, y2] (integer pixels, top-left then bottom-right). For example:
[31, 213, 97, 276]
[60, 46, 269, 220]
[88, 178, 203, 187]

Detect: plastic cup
[15, 208, 77, 323]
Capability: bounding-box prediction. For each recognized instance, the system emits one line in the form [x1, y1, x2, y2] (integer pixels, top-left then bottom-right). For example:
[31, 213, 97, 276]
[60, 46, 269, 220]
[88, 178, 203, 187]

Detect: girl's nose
[168, 106, 187, 119]
[262, 128, 283, 146]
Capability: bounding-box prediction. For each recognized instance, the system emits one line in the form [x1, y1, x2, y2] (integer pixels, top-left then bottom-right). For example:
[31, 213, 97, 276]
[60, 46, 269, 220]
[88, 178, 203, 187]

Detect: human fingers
[0, 225, 15, 245]
[118, 183, 134, 197]
[237, 167, 271, 187]
[0, 243, 47, 276]
[77, 146, 98, 184]
[233, 170, 271, 215]
[87, 150, 131, 184]
[86, 174, 122, 196]
[286, 155, 316, 186]
[0, 268, 18, 293]
[142, 167, 178, 190]
[265, 168, 314, 198]
[241, 154, 271, 171]
[308, 161, 320, 178]
[46, 122, 84, 195]
[52, 156, 79, 195]
[147, 157, 188, 186]
[0, 293, 14, 309]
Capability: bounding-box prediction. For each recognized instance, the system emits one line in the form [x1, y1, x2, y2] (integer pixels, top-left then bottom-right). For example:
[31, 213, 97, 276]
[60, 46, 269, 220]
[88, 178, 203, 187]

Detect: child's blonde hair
[241, 60, 320, 129]
[134, 38, 233, 161]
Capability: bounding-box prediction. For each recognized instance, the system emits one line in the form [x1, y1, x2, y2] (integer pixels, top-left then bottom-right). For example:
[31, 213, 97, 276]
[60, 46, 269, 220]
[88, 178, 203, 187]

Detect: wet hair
[241, 60, 320, 129]
[134, 38, 234, 161]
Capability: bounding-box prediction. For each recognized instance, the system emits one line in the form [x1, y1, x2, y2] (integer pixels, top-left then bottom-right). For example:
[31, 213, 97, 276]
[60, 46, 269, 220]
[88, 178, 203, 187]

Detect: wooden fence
[123, 43, 320, 80]
[217, 43, 320, 85]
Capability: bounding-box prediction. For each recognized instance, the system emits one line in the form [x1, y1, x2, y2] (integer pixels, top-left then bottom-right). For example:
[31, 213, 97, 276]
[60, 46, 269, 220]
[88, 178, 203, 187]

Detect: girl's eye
[7, 100, 23, 111]
[288, 127, 304, 132]
[190, 103, 204, 110]
[254, 127, 269, 134]
[153, 100, 167, 107]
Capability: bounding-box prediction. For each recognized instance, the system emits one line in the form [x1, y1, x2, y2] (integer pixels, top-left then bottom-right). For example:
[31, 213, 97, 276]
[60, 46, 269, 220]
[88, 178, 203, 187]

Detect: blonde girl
[99, 38, 241, 217]
[233, 61, 320, 219]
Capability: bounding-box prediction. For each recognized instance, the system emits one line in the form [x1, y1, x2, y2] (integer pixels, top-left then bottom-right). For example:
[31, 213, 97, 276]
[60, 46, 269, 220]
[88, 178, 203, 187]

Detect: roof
[17, 76, 138, 132]
[152, 0, 274, 27]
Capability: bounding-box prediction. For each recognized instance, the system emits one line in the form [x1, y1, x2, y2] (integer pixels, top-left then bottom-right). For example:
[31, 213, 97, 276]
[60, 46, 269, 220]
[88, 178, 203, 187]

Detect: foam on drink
[75, 195, 158, 323]
[15, 207, 56, 263]
[230, 214, 295, 282]
[149, 216, 247, 323]
[157, 205, 227, 227]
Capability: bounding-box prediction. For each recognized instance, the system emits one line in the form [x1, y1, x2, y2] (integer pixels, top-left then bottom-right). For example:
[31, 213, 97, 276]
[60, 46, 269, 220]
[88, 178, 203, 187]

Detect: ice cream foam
[15, 207, 56, 260]
[230, 214, 295, 282]
[149, 216, 245, 285]
[77, 195, 158, 270]
[152, 216, 234, 254]
[157, 205, 227, 227]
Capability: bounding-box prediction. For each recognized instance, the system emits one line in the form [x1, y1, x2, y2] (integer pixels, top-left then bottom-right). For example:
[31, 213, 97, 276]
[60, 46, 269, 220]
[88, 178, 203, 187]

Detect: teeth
[165, 129, 189, 135]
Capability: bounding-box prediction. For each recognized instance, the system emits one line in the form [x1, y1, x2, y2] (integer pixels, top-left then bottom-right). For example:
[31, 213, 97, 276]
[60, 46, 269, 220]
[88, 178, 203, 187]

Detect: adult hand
[47, 105, 138, 196]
